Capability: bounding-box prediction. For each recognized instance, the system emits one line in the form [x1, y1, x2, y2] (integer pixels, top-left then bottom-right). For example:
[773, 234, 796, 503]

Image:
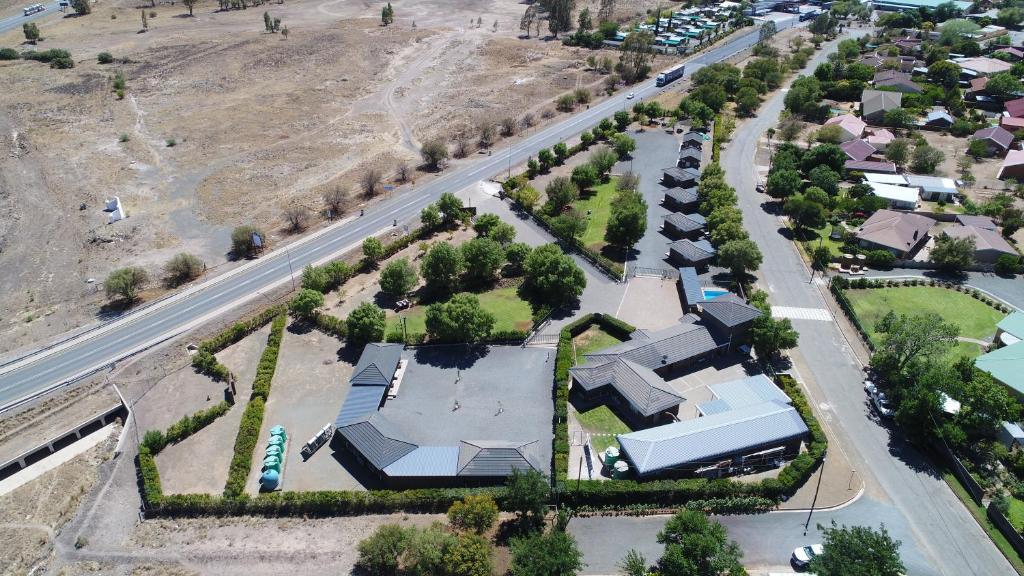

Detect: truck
[23, 3, 45, 15]
[655, 63, 686, 87]
[799, 10, 820, 21]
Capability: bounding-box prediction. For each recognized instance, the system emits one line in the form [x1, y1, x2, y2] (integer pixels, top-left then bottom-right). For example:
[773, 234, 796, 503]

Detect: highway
[0, 18, 796, 410]
[0, 2, 60, 35]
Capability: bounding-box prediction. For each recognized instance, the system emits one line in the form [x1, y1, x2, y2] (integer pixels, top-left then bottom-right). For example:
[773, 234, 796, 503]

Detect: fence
[988, 503, 1024, 558]
[630, 266, 679, 280]
[938, 442, 985, 506]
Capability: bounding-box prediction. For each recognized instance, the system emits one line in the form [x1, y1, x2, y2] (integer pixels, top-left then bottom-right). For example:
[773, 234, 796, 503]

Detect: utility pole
[286, 247, 296, 290]
[804, 450, 827, 536]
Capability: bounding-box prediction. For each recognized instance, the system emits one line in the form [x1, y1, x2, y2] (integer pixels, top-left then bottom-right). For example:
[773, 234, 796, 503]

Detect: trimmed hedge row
[192, 305, 285, 380]
[312, 312, 347, 339]
[830, 281, 875, 351]
[251, 313, 287, 401]
[166, 402, 231, 446]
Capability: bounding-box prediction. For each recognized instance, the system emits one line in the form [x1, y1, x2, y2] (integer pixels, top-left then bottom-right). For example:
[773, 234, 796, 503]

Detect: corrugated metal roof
[696, 398, 731, 415]
[977, 341, 1024, 395]
[338, 419, 417, 470]
[569, 359, 683, 416]
[350, 343, 403, 387]
[383, 446, 460, 477]
[335, 385, 388, 428]
[699, 294, 763, 328]
[617, 401, 809, 475]
[678, 267, 702, 306]
[457, 440, 543, 476]
[708, 374, 791, 409]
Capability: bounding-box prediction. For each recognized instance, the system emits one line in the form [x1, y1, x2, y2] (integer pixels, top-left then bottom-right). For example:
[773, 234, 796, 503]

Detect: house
[866, 128, 896, 151]
[904, 174, 958, 202]
[971, 126, 1015, 155]
[998, 149, 1024, 180]
[865, 173, 909, 186]
[616, 375, 809, 478]
[924, 108, 954, 128]
[1005, 97, 1024, 118]
[845, 160, 898, 174]
[999, 116, 1024, 132]
[824, 114, 867, 142]
[663, 166, 700, 188]
[696, 293, 763, 347]
[873, 70, 923, 94]
[678, 266, 704, 310]
[966, 77, 989, 99]
[677, 147, 702, 169]
[943, 225, 1018, 263]
[667, 238, 716, 268]
[840, 139, 877, 162]
[976, 341, 1024, 401]
[861, 90, 903, 124]
[868, 182, 920, 210]
[996, 47, 1024, 61]
[663, 187, 699, 211]
[680, 131, 705, 150]
[954, 56, 1013, 78]
[856, 209, 933, 257]
[662, 212, 707, 239]
[955, 214, 998, 230]
[995, 311, 1024, 346]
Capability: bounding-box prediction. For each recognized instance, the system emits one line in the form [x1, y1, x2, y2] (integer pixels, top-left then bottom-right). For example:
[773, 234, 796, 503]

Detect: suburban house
[1005, 97, 1024, 118]
[681, 131, 705, 150]
[861, 89, 903, 124]
[695, 293, 763, 349]
[663, 166, 700, 188]
[840, 139, 877, 162]
[1000, 116, 1024, 132]
[866, 128, 895, 151]
[845, 160, 898, 174]
[663, 187, 699, 212]
[942, 225, 1017, 264]
[998, 149, 1024, 180]
[972, 126, 1015, 156]
[868, 182, 920, 210]
[855, 209, 933, 257]
[905, 175, 959, 203]
[662, 212, 707, 239]
[977, 342, 1024, 401]
[667, 238, 716, 268]
[873, 70, 922, 93]
[677, 147, 702, 169]
[616, 374, 809, 478]
[954, 56, 1013, 78]
[923, 108, 954, 128]
[955, 214, 998, 230]
[824, 114, 867, 142]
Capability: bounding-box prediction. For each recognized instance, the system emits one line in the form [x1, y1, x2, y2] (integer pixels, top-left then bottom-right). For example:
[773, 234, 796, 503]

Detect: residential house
[861, 89, 903, 124]
[868, 182, 920, 210]
[954, 56, 1013, 78]
[966, 77, 990, 100]
[663, 166, 700, 188]
[845, 160, 899, 174]
[855, 209, 933, 257]
[972, 126, 1015, 156]
[677, 147, 702, 169]
[696, 293, 763, 348]
[955, 214, 998, 230]
[1005, 97, 1024, 118]
[662, 212, 707, 239]
[976, 341, 1024, 401]
[824, 114, 867, 142]
[873, 70, 923, 94]
[663, 187, 699, 212]
[866, 128, 896, 151]
[667, 238, 716, 268]
[680, 131, 705, 150]
[999, 149, 1024, 180]
[904, 175, 959, 203]
[999, 116, 1024, 132]
[840, 139, 877, 162]
[924, 108, 954, 128]
[943, 225, 1018, 263]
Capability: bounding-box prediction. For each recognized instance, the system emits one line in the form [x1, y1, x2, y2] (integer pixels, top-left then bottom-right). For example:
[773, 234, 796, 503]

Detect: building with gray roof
[334, 344, 552, 487]
[677, 147, 702, 169]
[680, 131, 705, 150]
[667, 238, 716, 268]
[662, 166, 700, 188]
[663, 187, 699, 212]
[662, 212, 706, 239]
[697, 293, 763, 349]
[678, 267, 703, 310]
[861, 89, 903, 124]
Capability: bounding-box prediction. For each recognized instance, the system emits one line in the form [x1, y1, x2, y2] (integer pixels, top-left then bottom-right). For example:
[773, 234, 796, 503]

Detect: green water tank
[602, 446, 620, 467]
[260, 469, 280, 490]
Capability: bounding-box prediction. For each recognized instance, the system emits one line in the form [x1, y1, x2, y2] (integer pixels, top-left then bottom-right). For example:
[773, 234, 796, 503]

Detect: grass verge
[941, 470, 1024, 575]
[387, 286, 535, 335]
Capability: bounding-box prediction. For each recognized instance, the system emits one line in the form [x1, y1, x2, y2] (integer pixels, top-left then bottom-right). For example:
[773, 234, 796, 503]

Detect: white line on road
[771, 306, 834, 322]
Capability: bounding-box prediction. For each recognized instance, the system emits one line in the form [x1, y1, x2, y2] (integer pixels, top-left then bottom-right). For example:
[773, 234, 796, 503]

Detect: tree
[479, 122, 497, 148]
[613, 110, 631, 132]
[323, 185, 347, 218]
[489, 222, 516, 245]
[104, 267, 149, 302]
[97, 51, 114, 64]
[551, 210, 587, 239]
[766, 169, 802, 200]
[545, 176, 579, 213]
[812, 245, 832, 270]
[986, 72, 1022, 99]
[231, 225, 265, 258]
[421, 242, 465, 293]
[182, 0, 196, 16]
[883, 108, 913, 129]
[809, 522, 904, 576]
[929, 234, 975, 272]
[362, 237, 385, 264]
[955, 371, 1022, 436]
[939, 18, 979, 46]
[283, 205, 311, 232]
[404, 526, 457, 576]
[709, 220, 748, 247]
[553, 142, 570, 163]
[779, 119, 805, 142]
[356, 524, 408, 576]
[758, 20, 777, 44]
[885, 139, 910, 168]
[163, 253, 204, 287]
[656, 510, 745, 576]
[510, 531, 584, 576]
[571, 163, 599, 191]
[597, 0, 615, 23]
[71, 0, 90, 15]
[23, 22, 40, 43]
[461, 237, 504, 285]
[872, 312, 958, 377]
[438, 192, 465, 225]
[379, 258, 418, 297]
[750, 315, 799, 360]
[736, 87, 761, 117]
[968, 138, 990, 159]
[808, 165, 840, 196]
[523, 244, 587, 305]
[472, 213, 502, 237]
[289, 288, 324, 319]
[612, 133, 636, 158]
[618, 549, 648, 576]
[421, 140, 449, 170]
[425, 293, 495, 343]
[995, 254, 1020, 277]
[605, 189, 647, 248]
[802, 144, 846, 173]
[347, 302, 387, 345]
[381, 2, 394, 26]
[589, 146, 618, 178]
[927, 60, 962, 89]
[546, 0, 575, 37]
[444, 534, 494, 576]
[785, 195, 827, 232]
[447, 494, 500, 534]
[421, 204, 443, 230]
[718, 239, 763, 279]
[910, 145, 945, 174]
[520, 5, 538, 37]
[809, 12, 836, 36]
[998, 7, 1024, 27]
[618, 30, 654, 84]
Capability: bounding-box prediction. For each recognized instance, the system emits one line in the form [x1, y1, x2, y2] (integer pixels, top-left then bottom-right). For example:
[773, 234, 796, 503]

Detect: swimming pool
[701, 288, 728, 300]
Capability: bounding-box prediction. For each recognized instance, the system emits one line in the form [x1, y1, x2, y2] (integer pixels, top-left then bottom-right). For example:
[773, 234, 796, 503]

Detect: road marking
[771, 306, 833, 322]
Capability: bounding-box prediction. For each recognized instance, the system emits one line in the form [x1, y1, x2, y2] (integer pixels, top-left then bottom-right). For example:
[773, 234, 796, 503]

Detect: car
[792, 543, 824, 569]
[755, 184, 766, 193]
[865, 381, 893, 417]
[626, 92, 635, 99]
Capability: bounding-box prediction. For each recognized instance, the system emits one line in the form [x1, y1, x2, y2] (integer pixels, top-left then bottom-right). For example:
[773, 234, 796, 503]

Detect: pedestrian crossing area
[771, 306, 834, 322]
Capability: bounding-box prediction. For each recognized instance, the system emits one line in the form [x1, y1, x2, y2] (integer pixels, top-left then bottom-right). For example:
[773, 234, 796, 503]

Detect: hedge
[192, 305, 285, 380]
[166, 402, 231, 445]
[532, 210, 625, 280]
[251, 312, 287, 401]
[830, 280, 875, 351]
[312, 312, 347, 339]
[138, 446, 163, 506]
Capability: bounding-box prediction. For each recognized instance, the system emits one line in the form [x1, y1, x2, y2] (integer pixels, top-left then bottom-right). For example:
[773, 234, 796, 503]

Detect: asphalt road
[0, 2, 59, 35]
[0, 18, 798, 410]
[715, 33, 1014, 576]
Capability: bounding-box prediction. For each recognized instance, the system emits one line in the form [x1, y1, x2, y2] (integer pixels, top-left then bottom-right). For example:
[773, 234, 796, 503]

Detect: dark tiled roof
[663, 166, 701, 184]
[840, 139, 876, 162]
[678, 147, 702, 160]
[955, 214, 997, 230]
[586, 322, 723, 370]
[973, 126, 1014, 150]
[350, 343, 403, 387]
[457, 440, 544, 476]
[669, 238, 716, 263]
[338, 419, 417, 470]
[664, 187, 699, 205]
[664, 212, 706, 233]
[569, 359, 683, 416]
[844, 160, 897, 173]
[698, 293, 763, 328]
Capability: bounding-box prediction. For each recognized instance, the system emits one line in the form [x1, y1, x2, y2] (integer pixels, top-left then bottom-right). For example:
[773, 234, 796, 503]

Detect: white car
[626, 92, 635, 99]
[864, 381, 893, 417]
[792, 543, 824, 569]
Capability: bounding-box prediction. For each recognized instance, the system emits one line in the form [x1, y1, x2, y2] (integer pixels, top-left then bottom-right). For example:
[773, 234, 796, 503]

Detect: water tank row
[260, 425, 287, 490]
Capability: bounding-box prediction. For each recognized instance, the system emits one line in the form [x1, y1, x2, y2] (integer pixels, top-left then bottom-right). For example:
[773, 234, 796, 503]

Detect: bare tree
[453, 133, 472, 158]
[597, 0, 615, 23]
[520, 4, 538, 37]
[500, 117, 518, 137]
[521, 113, 536, 130]
[479, 122, 497, 148]
[361, 168, 382, 197]
[396, 162, 411, 183]
[323, 185, 348, 218]
[284, 205, 311, 232]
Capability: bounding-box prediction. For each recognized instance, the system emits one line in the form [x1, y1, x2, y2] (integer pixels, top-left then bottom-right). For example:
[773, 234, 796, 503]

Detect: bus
[23, 3, 45, 16]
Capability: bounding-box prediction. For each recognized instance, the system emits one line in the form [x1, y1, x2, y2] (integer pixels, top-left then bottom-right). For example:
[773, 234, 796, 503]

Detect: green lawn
[576, 405, 631, 454]
[573, 325, 624, 361]
[846, 286, 1005, 341]
[1010, 497, 1024, 529]
[387, 287, 535, 336]
[574, 178, 619, 252]
[804, 223, 848, 258]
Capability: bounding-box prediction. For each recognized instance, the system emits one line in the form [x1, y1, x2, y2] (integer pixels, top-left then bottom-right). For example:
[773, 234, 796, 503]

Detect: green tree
[551, 210, 588, 239]
[612, 133, 636, 158]
[750, 315, 799, 360]
[461, 237, 505, 285]
[589, 146, 618, 178]
[985, 72, 1022, 99]
[618, 29, 654, 84]
[885, 139, 910, 168]
[379, 258, 418, 297]
[163, 252, 205, 286]
[425, 293, 495, 343]
[421, 203, 442, 229]
[505, 468, 549, 525]
[883, 108, 913, 129]
[489, 222, 516, 245]
[718, 239, 763, 279]
[288, 288, 324, 319]
[71, 0, 90, 15]
[802, 144, 847, 173]
[927, 60, 962, 89]
[614, 110, 631, 131]
[709, 220, 748, 247]
[871, 312, 959, 378]
[808, 522, 904, 576]
[362, 237, 385, 264]
[546, 0, 574, 36]
[808, 165, 840, 196]
[104, 267, 149, 302]
[785, 195, 827, 232]
[939, 18, 979, 46]
[505, 243, 533, 275]
[538, 148, 556, 170]
[766, 169, 802, 200]
[995, 254, 1020, 277]
[472, 213, 502, 237]
[545, 176, 580, 213]
[656, 510, 745, 576]
[356, 524, 408, 576]
[968, 138, 990, 159]
[571, 163, 599, 191]
[447, 494, 500, 534]
[605, 189, 648, 248]
[618, 549, 649, 576]
[421, 242, 465, 293]
[998, 7, 1024, 27]
[510, 531, 584, 576]
[23, 22, 40, 43]
[404, 525, 456, 576]
[231, 225, 265, 258]
[444, 534, 494, 576]
[347, 302, 387, 345]
[381, 2, 394, 26]
[929, 234, 975, 272]
[523, 244, 587, 305]
[577, 7, 593, 32]
[736, 87, 761, 117]
[438, 192, 465, 225]
[910, 145, 945, 174]
[422, 139, 449, 170]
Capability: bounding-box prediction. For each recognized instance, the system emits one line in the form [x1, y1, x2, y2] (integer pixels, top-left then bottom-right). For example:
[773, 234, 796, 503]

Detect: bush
[0, 48, 19, 60]
[865, 249, 895, 269]
[22, 48, 70, 63]
[995, 254, 1020, 277]
[448, 494, 500, 534]
[163, 252, 205, 287]
[97, 51, 114, 64]
[165, 402, 231, 444]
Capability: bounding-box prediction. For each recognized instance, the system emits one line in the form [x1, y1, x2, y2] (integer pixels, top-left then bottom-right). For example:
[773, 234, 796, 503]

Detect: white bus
[23, 3, 46, 16]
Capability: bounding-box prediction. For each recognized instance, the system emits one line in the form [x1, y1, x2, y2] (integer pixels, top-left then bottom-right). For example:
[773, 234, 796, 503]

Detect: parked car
[865, 381, 893, 417]
[756, 184, 766, 194]
[792, 543, 824, 569]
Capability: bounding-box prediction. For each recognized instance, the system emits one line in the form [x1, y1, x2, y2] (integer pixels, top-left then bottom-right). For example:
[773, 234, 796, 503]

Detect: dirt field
[0, 0, 666, 354]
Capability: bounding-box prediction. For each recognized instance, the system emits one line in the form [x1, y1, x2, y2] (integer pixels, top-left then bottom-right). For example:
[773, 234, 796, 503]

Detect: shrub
[97, 51, 114, 64]
[865, 250, 895, 269]
[163, 252, 205, 286]
[0, 48, 19, 60]
[447, 494, 500, 534]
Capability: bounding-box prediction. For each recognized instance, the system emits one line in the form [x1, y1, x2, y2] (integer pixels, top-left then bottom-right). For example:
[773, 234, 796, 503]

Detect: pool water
[701, 288, 728, 300]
